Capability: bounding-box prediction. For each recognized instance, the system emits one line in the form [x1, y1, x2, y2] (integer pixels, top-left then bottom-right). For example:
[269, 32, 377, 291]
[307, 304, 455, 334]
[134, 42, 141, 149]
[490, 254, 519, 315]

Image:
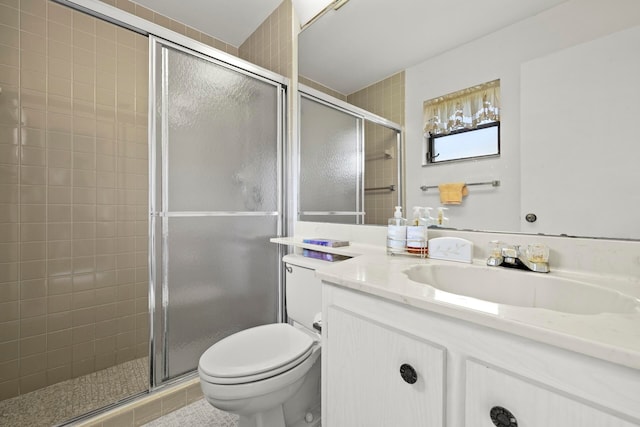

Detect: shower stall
[0, 1, 286, 425]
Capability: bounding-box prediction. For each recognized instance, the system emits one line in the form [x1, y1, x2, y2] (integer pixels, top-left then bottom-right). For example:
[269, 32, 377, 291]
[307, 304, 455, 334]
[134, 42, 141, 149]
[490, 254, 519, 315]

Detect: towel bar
[420, 180, 500, 191]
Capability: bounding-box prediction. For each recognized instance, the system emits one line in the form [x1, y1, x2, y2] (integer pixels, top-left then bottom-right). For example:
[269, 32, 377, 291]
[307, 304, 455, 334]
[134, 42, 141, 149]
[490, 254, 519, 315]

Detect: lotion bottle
[437, 207, 449, 226]
[406, 207, 428, 255]
[387, 206, 407, 255]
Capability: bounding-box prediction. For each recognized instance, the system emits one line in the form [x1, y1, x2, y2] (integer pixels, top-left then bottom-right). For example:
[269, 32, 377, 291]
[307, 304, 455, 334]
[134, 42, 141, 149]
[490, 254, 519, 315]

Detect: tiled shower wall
[348, 71, 405, 225]
[0, 0, 150, 400]
[239, 0, 293, 78]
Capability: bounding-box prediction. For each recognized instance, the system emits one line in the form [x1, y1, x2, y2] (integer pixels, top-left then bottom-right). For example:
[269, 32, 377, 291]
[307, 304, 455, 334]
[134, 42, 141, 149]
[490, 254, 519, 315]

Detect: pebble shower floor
[0, 358, 147, 427]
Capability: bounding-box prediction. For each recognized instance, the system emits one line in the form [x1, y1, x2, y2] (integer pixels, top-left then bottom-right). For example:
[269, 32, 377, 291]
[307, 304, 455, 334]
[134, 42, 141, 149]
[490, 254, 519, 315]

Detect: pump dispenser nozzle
[394, 206, 403, 218]
[437, 207, 449, 226]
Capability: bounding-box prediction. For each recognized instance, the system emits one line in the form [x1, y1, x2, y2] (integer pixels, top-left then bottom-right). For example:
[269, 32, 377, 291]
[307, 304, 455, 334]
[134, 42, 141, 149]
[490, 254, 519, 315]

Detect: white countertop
[313, 253, 640, 371]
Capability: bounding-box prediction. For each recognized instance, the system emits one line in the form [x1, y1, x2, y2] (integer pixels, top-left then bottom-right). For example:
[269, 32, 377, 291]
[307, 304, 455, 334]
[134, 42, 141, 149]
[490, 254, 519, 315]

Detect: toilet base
[238, 405, 285, 427]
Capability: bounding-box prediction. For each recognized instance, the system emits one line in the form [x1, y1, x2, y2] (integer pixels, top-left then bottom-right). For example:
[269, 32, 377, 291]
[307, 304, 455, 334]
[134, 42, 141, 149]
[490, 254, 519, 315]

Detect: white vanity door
[465, 360, 640, 426]
[325, 306, 445, 427]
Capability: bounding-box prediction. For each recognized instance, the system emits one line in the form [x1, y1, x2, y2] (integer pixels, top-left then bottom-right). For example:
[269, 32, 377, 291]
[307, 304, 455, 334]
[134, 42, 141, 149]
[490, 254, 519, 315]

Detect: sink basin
[404, 263, 640, 315]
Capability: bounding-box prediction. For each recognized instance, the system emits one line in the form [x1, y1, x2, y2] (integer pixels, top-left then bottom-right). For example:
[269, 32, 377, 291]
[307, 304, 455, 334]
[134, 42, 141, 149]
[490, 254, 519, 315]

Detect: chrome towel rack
[365, 184, 396, 192]
[420, 180, 500, 191]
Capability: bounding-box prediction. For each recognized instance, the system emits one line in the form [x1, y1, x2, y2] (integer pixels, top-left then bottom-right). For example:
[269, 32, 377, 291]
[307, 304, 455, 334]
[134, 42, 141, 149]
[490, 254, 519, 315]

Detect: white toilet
[198, 254, 324, 427]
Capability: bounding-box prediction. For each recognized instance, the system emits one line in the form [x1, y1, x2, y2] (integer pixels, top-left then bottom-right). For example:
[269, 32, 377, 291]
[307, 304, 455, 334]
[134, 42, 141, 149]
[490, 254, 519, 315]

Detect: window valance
[423, 79, 500, 135]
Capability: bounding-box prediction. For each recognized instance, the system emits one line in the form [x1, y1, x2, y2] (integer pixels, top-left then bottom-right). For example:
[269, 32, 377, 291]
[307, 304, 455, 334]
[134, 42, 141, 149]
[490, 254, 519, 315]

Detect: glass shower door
[299, 95, 364, 223]
[150, 37, 285, 383]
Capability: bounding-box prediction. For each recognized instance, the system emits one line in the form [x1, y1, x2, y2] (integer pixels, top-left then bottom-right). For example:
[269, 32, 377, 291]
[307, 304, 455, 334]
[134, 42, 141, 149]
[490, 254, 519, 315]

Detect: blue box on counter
[302, 249, 350, 262]
[302, 238, 350, 247]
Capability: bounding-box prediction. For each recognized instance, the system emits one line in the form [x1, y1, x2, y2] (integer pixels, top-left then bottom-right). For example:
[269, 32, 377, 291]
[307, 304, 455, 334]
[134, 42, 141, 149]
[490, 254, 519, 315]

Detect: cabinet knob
[399, 363, 418, 384]
[490, 406, 518, 427]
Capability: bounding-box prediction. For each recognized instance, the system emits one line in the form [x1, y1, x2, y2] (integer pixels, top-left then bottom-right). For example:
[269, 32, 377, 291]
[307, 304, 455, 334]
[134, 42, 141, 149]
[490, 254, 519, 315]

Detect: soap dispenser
[436, 207, 449, 226]
[423, 207, 434, 227]
[406, 207, 428, 255]
[387, 206, 407, 255]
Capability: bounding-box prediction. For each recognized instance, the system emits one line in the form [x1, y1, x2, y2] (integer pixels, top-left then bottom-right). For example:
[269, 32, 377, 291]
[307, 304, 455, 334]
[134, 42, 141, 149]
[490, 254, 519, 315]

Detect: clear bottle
[387, 206, 407, 255]
[406, 207, 428, 255]
[436, 207, 449, 226]
[422, 207, 434, 227]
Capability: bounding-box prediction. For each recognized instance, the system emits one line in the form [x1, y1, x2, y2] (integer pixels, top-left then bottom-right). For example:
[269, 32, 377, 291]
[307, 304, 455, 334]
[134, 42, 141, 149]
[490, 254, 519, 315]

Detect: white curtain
[423, 79, 500, 135]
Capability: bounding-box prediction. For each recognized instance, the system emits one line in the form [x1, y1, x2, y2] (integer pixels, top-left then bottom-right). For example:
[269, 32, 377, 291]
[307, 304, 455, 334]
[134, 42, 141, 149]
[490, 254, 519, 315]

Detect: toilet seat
[199, 323, 316, 385]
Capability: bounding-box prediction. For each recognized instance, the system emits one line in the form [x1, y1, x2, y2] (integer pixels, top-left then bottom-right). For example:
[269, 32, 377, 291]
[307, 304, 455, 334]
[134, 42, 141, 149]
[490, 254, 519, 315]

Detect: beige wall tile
[0, 359, 19, 381]
[73, 9, 95, 34]
[20, 260, 46, 279]
[0, 4, 19, 28]
[20, 278, 46, 299]
[0, 45, 19, 67]
[47, 364, 71, 384]
[20, 314, 45, 337]
[20, 0, 46, 18]
[20, 11, 45, 36]
[47, 311, 72, 332]
[20, 185, 45, 204]
[48, 2, 72, 26]
[0, 24, 19, 48]
[19, 370, 46, 393]
[72, 357, 95, 377]
[0, 282, 18, 303]
[0, 301, 18, 322]
[0, 64, 18, 86]
[21, 30, 46, 55]
[47, 346, 72, 368]
[20, 335, 46, 357]
[0, 379, 19, 400]
[48, 76, 72, 99]
[20, 297, 46, 318]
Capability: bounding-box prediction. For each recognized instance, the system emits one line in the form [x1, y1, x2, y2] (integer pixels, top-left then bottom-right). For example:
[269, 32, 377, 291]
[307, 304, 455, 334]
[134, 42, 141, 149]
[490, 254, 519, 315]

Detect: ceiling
[132, 0, 569, 95]
[131, 0, 282, 47]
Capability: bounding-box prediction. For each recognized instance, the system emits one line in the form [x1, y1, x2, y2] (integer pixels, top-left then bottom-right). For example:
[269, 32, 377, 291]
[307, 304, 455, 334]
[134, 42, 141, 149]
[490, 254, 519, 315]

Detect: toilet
[198, 254, 324, 427]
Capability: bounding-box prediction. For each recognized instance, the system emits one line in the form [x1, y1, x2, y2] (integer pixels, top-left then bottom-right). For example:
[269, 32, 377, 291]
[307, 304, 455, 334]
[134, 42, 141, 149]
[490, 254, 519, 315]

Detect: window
[422, 79, 500, 165]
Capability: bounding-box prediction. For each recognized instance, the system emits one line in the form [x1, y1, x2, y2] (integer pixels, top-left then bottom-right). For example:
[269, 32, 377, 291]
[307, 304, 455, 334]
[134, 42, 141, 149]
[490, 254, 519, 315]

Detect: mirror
[297, 88, 403, 225]
[298, 0, 640, 240]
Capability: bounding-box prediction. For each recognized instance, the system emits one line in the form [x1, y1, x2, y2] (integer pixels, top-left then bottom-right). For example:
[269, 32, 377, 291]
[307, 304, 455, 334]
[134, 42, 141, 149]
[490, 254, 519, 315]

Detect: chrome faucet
[487, 243, 550, 273]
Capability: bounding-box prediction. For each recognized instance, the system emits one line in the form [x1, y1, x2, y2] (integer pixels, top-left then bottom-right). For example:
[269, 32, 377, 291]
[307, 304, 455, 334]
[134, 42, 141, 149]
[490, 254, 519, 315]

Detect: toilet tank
[283, 254, 328, 331]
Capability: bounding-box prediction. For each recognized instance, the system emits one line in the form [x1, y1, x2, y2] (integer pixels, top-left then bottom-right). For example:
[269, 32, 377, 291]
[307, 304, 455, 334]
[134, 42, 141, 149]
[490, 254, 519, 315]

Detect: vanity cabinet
[465, 360, 638, 427]
[322, 283, 640, 427]
[325, 306, 445, 426]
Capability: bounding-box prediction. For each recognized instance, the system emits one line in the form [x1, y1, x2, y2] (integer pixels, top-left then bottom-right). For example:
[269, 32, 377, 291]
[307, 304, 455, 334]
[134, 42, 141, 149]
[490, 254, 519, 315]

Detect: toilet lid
[199, 323, 315, 381]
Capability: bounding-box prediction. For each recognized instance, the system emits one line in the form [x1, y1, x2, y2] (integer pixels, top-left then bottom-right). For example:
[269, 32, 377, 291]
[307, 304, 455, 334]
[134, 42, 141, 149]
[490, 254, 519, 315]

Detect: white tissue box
[428, 237, 473, 263]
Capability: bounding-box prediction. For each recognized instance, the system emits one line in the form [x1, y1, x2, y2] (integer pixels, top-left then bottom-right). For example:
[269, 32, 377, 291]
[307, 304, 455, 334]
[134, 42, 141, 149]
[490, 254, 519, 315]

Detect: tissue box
[428, 237, 473, 263]
[302, 238, 350, 247]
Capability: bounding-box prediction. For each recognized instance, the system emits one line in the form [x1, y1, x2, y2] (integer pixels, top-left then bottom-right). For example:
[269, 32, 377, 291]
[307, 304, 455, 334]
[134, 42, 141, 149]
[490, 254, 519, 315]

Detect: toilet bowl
[199, 323, 321, 427]
[198, 253, 326, 427]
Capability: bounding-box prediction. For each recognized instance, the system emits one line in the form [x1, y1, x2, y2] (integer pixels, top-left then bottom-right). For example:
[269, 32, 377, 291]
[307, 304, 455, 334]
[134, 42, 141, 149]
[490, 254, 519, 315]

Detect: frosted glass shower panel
[151, 38, 284, 385]
[164, 47, 279, 212]
[300, 97, 362, 214]
[164, 216, 279, 378]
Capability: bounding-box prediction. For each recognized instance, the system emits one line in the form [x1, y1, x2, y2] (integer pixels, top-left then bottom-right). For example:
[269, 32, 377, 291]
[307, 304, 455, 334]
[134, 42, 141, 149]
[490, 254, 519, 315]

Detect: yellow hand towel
[438, 183, 468, 205]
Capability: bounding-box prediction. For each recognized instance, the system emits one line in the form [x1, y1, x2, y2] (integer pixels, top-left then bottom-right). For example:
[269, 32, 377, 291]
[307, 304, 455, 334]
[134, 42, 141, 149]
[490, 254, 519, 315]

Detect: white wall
[405, 0, 640, 235]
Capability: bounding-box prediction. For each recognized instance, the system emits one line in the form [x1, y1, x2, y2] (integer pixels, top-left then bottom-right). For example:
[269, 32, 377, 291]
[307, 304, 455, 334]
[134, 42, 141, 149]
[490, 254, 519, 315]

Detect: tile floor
[142, 398, 238, 427]
[0, 358, 148, 427]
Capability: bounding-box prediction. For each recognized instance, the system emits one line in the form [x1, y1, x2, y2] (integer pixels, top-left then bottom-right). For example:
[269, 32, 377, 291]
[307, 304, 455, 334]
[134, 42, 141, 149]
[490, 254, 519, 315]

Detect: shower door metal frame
[149, 36, 288, 388]
[298, 85, 404, 224]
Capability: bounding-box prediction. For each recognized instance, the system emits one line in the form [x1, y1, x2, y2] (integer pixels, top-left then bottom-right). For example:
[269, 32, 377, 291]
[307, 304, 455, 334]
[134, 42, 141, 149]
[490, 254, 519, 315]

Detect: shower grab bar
[365, 184, 396, 192]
